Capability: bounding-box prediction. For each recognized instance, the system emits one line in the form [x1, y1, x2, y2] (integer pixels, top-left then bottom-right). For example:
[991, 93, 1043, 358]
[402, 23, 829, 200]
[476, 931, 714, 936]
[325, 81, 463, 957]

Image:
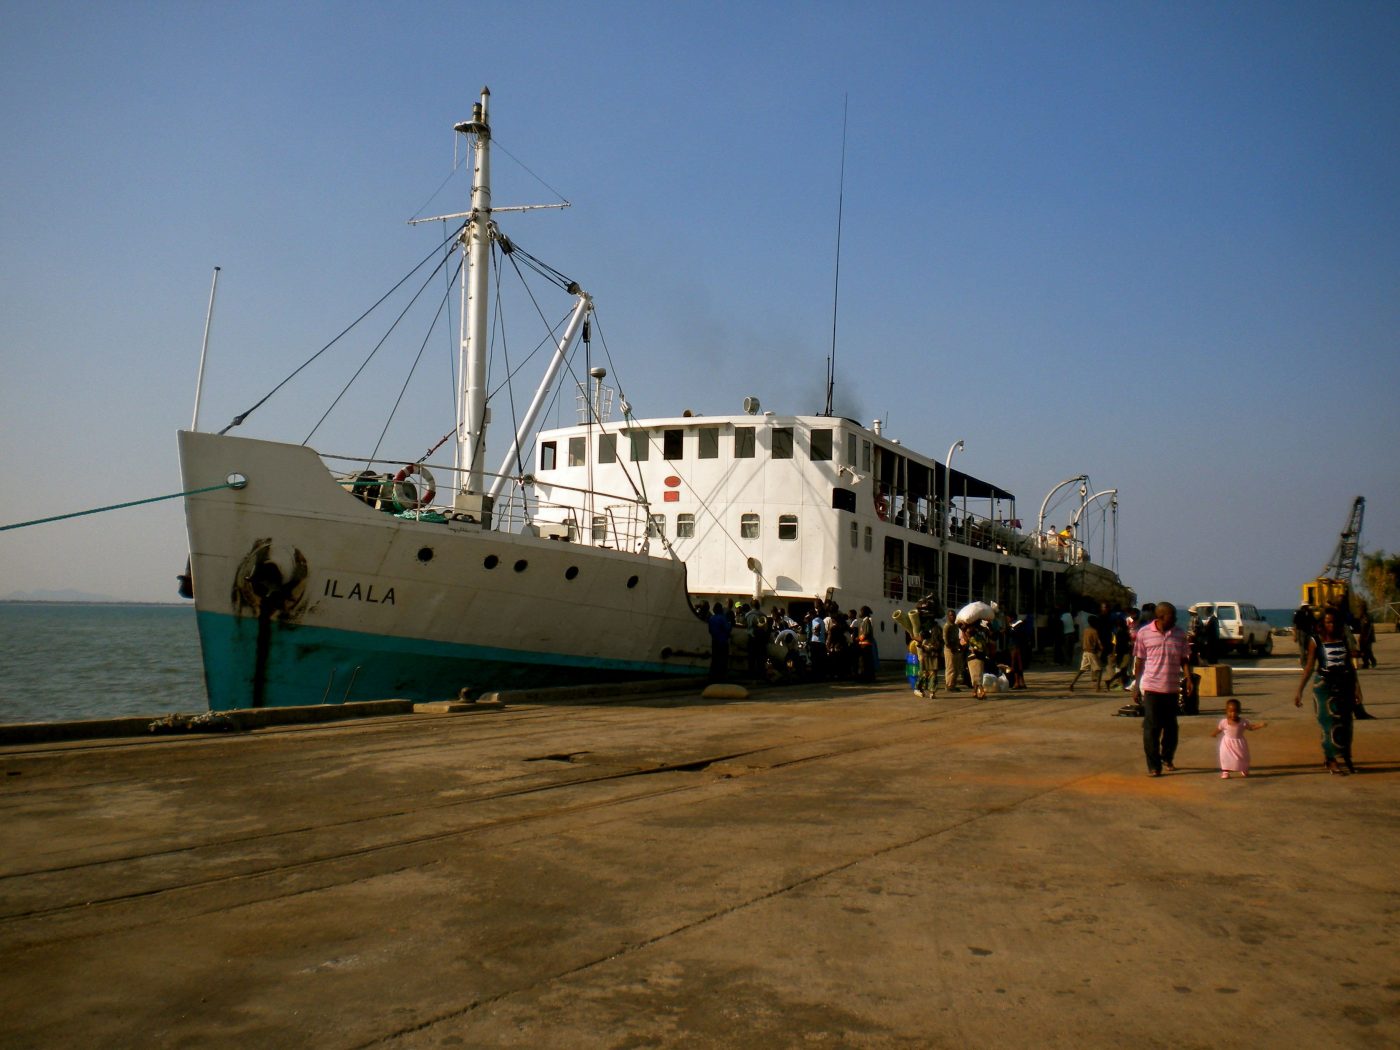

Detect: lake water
[0, 604, 206, 724]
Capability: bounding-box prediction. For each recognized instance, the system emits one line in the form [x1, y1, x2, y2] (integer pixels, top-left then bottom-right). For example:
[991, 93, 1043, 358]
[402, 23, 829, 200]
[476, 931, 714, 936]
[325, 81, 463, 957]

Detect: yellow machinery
[1302, 496, 1364, 610]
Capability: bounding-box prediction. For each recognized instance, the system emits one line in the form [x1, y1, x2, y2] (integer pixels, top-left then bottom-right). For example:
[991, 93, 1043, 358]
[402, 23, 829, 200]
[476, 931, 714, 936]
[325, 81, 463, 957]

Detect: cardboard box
[1196, 664, 1232, 697]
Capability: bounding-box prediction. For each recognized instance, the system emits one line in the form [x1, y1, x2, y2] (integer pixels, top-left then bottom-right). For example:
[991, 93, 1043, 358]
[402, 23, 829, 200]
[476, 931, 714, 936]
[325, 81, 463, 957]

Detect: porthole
[417, 547, 434, 563]
[514, 559, 529, 573]
[565, 566, 579, 580]
[626, 575, 639, 589]
[483, 555, 499, 569]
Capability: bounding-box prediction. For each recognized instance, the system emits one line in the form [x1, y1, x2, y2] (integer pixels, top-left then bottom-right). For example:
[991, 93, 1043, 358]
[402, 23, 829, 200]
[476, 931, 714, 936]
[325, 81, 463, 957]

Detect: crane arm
[1326, 496, 1365, 583]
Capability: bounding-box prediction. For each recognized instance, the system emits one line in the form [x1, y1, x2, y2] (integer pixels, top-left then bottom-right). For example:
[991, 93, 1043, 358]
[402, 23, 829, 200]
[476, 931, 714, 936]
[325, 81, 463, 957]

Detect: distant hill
[3, 588, 121, 603]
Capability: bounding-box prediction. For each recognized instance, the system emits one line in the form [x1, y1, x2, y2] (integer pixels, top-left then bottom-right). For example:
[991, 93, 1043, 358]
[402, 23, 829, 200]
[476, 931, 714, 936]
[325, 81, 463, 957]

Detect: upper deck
[528, 411, 1085, 606]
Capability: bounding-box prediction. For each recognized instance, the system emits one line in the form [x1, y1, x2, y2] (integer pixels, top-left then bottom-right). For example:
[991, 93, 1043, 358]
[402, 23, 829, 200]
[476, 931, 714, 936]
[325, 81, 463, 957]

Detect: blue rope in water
[0, 482, 236, 533]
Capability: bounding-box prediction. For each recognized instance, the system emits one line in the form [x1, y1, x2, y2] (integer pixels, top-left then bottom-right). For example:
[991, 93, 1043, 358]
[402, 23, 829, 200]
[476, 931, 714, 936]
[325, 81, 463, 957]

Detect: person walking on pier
[965, 621, 991, 699]
[1103, 615, 1133, 691]
[1069, 616, 1104, 692]
[1292, 603, 1314, 667]
[1212, 698, 1267, 779]
[806, 609, 828, 680]
[1055, 606, 1075, 665]
[1132, 601, 1191, 777]
[943, 609, 965, 691]
[1357, 608, 1377, 669]
[1294, 606, 1361, 774]
[856, 606, 877, 682]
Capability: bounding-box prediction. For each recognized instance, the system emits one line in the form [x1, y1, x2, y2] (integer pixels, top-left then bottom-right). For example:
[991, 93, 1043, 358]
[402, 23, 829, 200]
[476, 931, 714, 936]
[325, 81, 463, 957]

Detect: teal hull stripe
[195, 610, 699, 711]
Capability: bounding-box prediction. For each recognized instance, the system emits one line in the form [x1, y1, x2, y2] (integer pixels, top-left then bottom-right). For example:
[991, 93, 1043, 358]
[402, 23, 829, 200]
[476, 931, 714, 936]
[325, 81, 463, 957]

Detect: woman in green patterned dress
[1293, 607, 1361, 774]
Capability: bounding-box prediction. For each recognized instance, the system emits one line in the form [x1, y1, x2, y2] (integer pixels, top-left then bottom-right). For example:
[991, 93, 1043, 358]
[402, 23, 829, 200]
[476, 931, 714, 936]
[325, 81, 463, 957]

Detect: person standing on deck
[1132, 601, 1192, 777]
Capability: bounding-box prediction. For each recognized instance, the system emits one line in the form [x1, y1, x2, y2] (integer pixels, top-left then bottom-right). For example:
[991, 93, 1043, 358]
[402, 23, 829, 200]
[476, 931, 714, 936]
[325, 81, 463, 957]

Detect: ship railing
[321, 454, 654, 549]
[947, 512, 1037, 557]
[1029, 531, 1086, 565]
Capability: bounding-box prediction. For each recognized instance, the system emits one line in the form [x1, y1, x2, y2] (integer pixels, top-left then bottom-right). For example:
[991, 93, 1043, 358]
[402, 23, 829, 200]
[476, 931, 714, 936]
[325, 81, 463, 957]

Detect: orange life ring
[392, 463, 436, 511]
[874, 488, 889, 521]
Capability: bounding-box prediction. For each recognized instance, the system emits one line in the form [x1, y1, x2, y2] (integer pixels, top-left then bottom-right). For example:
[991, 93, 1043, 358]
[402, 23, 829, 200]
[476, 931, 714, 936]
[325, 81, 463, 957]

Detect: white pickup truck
[1188, 602, 1274, 657]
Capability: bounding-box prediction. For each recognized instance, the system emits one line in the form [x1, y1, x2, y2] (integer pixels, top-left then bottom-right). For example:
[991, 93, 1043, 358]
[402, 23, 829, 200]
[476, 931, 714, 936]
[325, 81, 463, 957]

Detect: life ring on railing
[874, 487, 889, 522]
[392, 464, 436, 511]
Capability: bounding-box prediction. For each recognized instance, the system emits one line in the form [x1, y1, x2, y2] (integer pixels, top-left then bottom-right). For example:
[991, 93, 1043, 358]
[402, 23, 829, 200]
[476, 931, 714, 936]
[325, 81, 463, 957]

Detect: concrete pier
[2, 638, 1396, 1048]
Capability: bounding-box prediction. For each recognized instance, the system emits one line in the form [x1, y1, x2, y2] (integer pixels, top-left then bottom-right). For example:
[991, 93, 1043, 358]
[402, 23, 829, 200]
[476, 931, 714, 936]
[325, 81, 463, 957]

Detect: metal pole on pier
[941, 439, 964, 609]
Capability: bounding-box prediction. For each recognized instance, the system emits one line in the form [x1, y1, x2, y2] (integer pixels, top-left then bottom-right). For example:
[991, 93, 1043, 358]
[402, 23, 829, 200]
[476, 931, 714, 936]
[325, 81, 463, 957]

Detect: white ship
[178, 89, 1130, 710]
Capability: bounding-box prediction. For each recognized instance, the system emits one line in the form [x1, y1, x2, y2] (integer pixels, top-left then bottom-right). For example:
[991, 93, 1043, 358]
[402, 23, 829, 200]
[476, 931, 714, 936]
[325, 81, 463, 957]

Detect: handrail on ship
[318, 452, 657, 554]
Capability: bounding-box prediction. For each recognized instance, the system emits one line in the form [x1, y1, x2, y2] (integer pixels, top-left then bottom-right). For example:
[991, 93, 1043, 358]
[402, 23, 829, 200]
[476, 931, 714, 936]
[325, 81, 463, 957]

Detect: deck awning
[902, 459, 1014, 503]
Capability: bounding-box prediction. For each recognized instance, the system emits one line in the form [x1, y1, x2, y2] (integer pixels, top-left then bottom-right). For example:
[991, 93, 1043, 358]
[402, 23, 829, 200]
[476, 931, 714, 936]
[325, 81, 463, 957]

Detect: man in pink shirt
[1132, 601, 1192, 776]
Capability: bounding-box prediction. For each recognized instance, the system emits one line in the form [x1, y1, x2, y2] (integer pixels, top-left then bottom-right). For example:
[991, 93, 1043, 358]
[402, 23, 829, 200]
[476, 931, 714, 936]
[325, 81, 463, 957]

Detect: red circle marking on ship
[664, 475, 681, 487]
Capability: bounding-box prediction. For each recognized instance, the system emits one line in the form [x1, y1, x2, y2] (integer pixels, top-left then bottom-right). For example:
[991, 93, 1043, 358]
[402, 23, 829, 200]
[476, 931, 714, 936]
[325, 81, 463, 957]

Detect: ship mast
[454, 88, 493, 506]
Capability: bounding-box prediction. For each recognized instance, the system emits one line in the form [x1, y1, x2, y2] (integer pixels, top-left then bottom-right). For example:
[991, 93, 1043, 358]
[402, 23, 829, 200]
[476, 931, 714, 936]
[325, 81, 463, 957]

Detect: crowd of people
[704, 599, 884, 684]
[704, 591, 1382, 780]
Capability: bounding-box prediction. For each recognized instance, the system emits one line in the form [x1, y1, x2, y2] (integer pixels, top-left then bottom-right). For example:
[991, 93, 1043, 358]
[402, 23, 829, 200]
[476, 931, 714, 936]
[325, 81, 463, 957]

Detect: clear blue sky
[2, 1, 1398, 608]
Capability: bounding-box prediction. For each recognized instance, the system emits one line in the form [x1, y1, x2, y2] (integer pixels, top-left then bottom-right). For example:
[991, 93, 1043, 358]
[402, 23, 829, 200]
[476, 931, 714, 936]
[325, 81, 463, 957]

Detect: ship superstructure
[532, 402, 1131, 640]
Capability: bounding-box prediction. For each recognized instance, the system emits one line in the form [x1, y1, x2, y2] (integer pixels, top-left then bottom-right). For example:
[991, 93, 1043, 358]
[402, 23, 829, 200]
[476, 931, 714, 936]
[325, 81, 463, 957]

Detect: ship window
[772, 427, 794, 459]
[741, 513, 760, 538]
[864, 525, 873, 552]
[810, 429, 832, 461]
[591, 515, 607, 541]
[598, 433, 617, 463]
[629, 430, 650, 462]
[861, 440, 872, 473]
[849, 521, 859, 548]
[832, 487, 857, 512]
[568, 436, 586, 466]
[663, 429, 684, 460]
[698, 427, 719, 459]
[648, 513, 666, 538]
[778, 514, 798, 540]
[677, 513, 695, 538]
[734, 427, 755, 458]
[846, 433, 857, 466]
[540, 441, 557, 471]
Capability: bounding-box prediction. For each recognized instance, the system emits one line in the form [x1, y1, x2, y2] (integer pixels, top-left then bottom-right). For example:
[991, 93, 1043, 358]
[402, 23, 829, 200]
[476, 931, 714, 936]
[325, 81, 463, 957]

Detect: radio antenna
[824, 94, 848, 417]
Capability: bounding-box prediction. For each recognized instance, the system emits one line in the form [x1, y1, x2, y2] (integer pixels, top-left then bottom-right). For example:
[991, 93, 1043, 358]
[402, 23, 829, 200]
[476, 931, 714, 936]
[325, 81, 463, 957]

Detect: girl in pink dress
[1211, 699, 1267, 778]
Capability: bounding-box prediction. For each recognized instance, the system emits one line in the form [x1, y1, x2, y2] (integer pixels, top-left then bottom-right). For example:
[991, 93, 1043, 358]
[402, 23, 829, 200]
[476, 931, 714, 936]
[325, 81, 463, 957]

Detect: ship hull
[179, 431, 710, 710]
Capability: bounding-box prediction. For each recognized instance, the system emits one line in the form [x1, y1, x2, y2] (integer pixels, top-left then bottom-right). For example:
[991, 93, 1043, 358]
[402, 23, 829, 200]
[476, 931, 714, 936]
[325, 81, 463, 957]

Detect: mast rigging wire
[218, 224, 463, 435]
[303, 243, 459, 445]
[366, 256, 463, 467]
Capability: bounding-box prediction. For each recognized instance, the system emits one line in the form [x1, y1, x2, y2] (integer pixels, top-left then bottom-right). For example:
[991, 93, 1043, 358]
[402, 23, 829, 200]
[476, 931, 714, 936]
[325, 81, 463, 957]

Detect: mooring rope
[0, 482, 237, 533]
